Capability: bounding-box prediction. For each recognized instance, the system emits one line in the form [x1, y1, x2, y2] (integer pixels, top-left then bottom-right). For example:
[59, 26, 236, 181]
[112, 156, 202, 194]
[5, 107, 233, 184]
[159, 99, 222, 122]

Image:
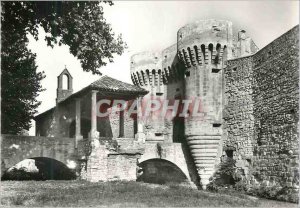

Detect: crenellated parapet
[177, 19, 233, 68]
[162, 44, 185, 84]
[130, 51, 163, 88]
[178, 43, 227, 68]
[129, 19, 259, 189]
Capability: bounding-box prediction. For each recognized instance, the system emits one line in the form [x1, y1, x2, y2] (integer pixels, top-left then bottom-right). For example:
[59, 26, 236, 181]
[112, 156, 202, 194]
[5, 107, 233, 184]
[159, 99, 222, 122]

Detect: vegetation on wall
[207, 158, 299, 203]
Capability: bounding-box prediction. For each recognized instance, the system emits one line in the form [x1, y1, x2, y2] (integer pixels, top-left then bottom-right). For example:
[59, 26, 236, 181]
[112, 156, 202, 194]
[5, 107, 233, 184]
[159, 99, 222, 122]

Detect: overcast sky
[27, 1, 299, 135]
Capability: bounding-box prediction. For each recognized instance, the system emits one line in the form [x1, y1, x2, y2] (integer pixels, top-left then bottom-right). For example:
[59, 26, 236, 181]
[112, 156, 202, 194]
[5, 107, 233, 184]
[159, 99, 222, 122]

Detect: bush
[234, 180, 248, 192]
[275, 186, 299, 203]
[2, 167, 46, 181]
[208, 158, 242, 189]
[237, 183, 299, 203]
[207, 158, 299, 203]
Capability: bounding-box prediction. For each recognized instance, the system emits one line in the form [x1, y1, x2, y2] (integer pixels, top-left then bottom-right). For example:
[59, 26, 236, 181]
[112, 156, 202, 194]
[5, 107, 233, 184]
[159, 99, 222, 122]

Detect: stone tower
[56, 67, 73, 103]
[131, 45, 187, 143]
[177, 19, 233, 188]
[130, 19, 258, 189]
[130, 51, 165, 141]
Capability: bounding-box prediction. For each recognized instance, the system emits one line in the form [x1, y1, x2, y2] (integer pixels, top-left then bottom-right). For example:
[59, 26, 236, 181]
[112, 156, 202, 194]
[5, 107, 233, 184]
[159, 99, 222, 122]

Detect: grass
[0, 180, 298, 207]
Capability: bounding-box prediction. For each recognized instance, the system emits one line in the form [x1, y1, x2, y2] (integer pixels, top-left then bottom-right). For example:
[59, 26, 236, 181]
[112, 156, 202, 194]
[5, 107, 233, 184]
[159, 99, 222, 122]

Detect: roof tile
[89, 75, 147, 93]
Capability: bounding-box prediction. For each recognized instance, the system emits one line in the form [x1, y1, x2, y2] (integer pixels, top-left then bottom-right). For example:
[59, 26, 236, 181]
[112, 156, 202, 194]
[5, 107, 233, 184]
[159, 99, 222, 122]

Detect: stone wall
[224, 25, 299, 187]
[161, 44, 185, 143]
[1, 134, 78, 176]
[138, 142, 199, 186]
[138, 159, 189, 184]
[36, 95, 136, 139]
[223, 56, 255, 158]
[251, 26, 299, 187]
[130, 19, 264, 189]
[130, 51, 165, 142]
[109, 108, 135, 138]
[84, 139, 142, 182]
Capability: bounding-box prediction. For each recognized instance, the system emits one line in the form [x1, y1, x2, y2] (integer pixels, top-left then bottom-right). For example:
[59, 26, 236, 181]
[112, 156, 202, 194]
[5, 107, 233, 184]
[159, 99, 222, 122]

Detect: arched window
[194, 45, 200, 64]
[208, 43, 214, 62]
[215, 43, 221, 64]
[201, 44, 206, 63]
[62, 74, 69, 90]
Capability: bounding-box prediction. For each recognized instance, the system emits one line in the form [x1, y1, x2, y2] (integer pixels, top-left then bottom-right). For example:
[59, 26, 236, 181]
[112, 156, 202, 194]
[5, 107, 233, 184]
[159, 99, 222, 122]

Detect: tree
[1, 1, 127, 134]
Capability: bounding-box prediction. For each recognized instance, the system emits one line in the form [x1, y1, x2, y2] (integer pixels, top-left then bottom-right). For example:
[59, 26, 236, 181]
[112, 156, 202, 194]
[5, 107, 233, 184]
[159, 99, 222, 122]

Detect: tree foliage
[1, 1, 127, 134]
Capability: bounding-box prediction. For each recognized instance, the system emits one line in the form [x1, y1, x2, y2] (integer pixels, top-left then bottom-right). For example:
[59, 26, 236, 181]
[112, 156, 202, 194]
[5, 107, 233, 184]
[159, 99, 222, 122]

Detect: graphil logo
[95, 96, 206, 121]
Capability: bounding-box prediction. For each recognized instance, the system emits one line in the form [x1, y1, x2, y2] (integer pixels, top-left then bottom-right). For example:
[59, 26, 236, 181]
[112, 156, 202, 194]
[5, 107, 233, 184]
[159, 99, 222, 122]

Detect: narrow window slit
[213, 123, 221, 127]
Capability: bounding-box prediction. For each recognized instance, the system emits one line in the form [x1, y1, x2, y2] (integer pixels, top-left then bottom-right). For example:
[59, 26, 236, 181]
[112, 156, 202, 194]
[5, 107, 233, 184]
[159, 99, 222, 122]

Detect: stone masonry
[3, 19, 298, 191]
[224, 25, 299, 188]
[130, 19, 259, 188]
[131, 19, 298, 189]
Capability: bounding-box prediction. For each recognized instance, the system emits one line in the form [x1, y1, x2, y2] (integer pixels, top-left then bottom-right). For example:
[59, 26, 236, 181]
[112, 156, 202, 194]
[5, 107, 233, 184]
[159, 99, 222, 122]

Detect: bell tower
[56, 66, 73, 103]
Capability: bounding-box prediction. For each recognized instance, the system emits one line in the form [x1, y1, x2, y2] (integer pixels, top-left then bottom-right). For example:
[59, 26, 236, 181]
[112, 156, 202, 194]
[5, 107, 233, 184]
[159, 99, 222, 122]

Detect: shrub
[207, 180, 220, 192]
[208, 157, 242, 189]
[207, 158, 299, 203]
[2, 167, 46, 181]
[239, 183, 299, 203]
[276, 186, 299, 203]
[234, 180, 249, 192]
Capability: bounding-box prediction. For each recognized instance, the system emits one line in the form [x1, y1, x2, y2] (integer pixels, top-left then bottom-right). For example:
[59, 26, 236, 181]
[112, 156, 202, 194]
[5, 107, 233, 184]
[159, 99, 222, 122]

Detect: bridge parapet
[1, 134, 79, 176]
[138, 142, 199, 186]
[2, 135, 199, 186]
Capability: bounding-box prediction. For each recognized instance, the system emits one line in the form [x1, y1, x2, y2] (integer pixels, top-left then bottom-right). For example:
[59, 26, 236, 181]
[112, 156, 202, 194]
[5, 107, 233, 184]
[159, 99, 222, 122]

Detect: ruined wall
[84, 141, 141, 182]
[224, 25, 299, 187]
[107, 154, 138, 181]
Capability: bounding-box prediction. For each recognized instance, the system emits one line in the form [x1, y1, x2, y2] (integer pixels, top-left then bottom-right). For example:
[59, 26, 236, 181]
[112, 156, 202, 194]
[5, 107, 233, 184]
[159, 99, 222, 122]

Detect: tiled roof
[89, 75, 147, 94]
[61, 75, 148, 103]
[34, 75, 148, 120]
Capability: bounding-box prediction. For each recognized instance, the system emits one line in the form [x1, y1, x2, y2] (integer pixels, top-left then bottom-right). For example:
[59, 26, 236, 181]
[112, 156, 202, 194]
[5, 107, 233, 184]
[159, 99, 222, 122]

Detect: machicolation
[2, 19, 298, 194]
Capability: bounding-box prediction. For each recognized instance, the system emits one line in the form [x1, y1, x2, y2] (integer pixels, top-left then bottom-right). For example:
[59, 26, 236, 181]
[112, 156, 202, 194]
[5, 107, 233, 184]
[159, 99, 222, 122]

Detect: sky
[27, 1, 299, 135]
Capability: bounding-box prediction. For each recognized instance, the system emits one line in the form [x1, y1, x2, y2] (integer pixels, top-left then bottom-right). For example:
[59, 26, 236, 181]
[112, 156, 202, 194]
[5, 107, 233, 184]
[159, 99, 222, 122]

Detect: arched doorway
[173, 95, 185, 143]
[1, 157, 76, 181]
[69, 118, 91, 138]
[137, 159, 188, 184]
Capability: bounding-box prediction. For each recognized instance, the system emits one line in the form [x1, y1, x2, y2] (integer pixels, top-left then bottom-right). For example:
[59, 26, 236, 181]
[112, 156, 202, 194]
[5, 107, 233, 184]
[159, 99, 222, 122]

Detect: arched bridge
[138, 142, 199, 186]
[1, 135, 79, 176]
[1, 135, 199, 187]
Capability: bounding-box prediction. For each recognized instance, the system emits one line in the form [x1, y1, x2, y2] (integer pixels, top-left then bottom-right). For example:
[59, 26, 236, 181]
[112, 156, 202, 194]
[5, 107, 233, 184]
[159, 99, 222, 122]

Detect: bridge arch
[137, 158, 189, 184]
[1, 157, 76, 180]
[1, 135, 78, 177]
[138, 143, 197, 184]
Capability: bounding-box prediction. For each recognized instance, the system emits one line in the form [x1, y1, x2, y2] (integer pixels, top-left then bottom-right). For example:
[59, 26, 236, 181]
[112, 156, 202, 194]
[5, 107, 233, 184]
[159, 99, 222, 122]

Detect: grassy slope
[0, 181, 297, 207]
